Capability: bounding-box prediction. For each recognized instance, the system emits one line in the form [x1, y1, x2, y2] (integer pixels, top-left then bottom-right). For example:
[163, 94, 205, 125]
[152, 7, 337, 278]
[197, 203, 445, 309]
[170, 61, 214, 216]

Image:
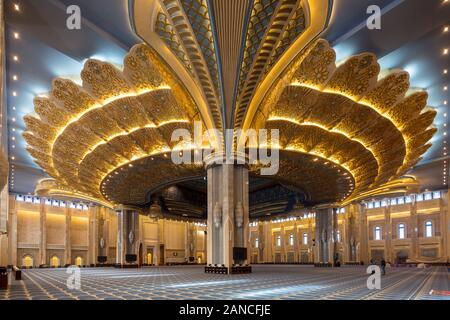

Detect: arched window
[276, 235, 281, 247]
[289, 234, 294, 246]
[398, 223, 406, 239]
[374, 226, 382, 240]
[50, 256, 60, 268]
[255, 238, 259, 248]
[22, 255, 33, 268]
[425, 220, 433, 237]
[75, 256, 83, 267]
[303, 233, 308, 245]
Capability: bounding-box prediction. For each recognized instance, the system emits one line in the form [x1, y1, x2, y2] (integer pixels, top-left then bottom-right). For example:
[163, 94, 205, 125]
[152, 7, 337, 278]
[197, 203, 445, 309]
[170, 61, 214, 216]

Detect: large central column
[116, 207, 140, 267]
[206, 153, 249, 271]
[315, 208, 338, 264]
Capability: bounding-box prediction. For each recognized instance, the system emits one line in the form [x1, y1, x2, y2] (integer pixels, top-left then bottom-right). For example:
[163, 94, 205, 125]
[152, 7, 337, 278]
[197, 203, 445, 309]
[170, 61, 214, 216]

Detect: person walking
[381, 259, 386, 275]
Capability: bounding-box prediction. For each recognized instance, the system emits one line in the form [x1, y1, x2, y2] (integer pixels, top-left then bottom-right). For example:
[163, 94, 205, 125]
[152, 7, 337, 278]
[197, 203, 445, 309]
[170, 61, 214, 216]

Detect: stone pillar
[206, 154, 249, 270]
[64, 206, 71, 265]
[444, 191, 450, 261]
[315, 208, 335, 263]
[116, 208, 140, 266]
[88, 207, 98, 265]
[410, 195, 419, 260]
[97, 207, 107, 262]
[293, 221, 299, 262]
[7, 196, 17, 266]
[345, 205, 358, 262]
[186, 222, 196, 262]
[280, 225, 286, 262]
[39, 199, 46, 265]
[357, 203, 369, 264]
[0, 187, 9, 266]
[384, 202, 392, 262]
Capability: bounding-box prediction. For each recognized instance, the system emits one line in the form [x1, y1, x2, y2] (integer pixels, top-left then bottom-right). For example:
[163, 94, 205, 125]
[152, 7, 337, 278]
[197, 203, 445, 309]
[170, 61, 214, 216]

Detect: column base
[114, 263, 140, 269]
[205, 265, 252, 274]
[314, 262, 333, 267]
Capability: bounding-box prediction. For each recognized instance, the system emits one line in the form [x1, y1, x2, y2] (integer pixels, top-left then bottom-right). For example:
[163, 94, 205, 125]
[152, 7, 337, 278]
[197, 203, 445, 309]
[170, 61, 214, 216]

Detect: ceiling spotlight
[13, 32, 19, 39]
[11, 156, 15, 160]
[13, 55, 18, 61]
[12, 91, 17, 97]
[12, 117, 16, 122]
[444, 48, 449, 55]
[444, 86, 448, 91]
[445, 69, 449, 74]
[445, 26, 449, 33]
[13, 3, 20, 11]
[12, 75, 18, 81]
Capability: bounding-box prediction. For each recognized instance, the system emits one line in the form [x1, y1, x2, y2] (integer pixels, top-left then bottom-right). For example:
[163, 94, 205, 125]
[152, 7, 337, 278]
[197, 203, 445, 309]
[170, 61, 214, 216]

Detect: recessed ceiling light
[444, 86, 448, 91]
[13, 3, 20, 11]
[445, 69, 449, 74]
[12, 75, 18, 81]
[444, 48, 449, 55]
[13, 32, 19, 39]
[12, 117, 16, 122]
[12, 91, 17, 96]
[13, 55, 18, 61]
[445, 26, 449, 33]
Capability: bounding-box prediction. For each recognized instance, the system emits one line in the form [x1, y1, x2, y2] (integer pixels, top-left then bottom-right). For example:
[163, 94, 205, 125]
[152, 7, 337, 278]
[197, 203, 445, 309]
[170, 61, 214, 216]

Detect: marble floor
[0, 265, 449, 300]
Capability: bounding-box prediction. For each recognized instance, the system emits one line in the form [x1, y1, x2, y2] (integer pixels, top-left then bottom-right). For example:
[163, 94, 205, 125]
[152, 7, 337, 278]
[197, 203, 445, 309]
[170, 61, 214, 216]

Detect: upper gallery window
[374, 226, 382, 240]
[255, 238, 259, 248]
[432, 191, 441, 199]
[398, 223, 406, 239]
[276, 235, 281, 247]
[336, 230, 341, 242]
[289, 234, 294, 246]
[303, 233, 308, 245]
[425, 221, 433, 238]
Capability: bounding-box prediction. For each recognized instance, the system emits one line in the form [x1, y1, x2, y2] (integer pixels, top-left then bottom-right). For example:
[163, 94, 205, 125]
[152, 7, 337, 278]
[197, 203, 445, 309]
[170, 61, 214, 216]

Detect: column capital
[204, 151, 249, 169]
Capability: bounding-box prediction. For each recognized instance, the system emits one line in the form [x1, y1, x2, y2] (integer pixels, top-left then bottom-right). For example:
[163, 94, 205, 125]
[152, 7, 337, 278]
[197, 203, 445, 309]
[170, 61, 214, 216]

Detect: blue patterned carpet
[1, 265, 449, 300]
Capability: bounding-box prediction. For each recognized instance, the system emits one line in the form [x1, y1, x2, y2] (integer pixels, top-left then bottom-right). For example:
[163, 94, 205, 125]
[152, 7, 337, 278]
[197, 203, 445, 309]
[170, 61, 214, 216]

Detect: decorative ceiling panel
[249, 39, 437, 205]
[23, 44, 205, 206]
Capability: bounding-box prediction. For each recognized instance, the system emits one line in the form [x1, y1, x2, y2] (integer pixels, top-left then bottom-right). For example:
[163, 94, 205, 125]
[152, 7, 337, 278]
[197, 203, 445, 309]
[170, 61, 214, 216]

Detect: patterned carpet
[1, 265, 449, 300]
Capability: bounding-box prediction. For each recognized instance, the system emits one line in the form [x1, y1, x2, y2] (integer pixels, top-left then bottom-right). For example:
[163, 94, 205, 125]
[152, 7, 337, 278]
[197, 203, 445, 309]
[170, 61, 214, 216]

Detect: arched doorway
[22, 255, 33, 268]
[75, 256, 83, 267]
[147, 252, 153, 265]
[50, 256, 60, 268]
